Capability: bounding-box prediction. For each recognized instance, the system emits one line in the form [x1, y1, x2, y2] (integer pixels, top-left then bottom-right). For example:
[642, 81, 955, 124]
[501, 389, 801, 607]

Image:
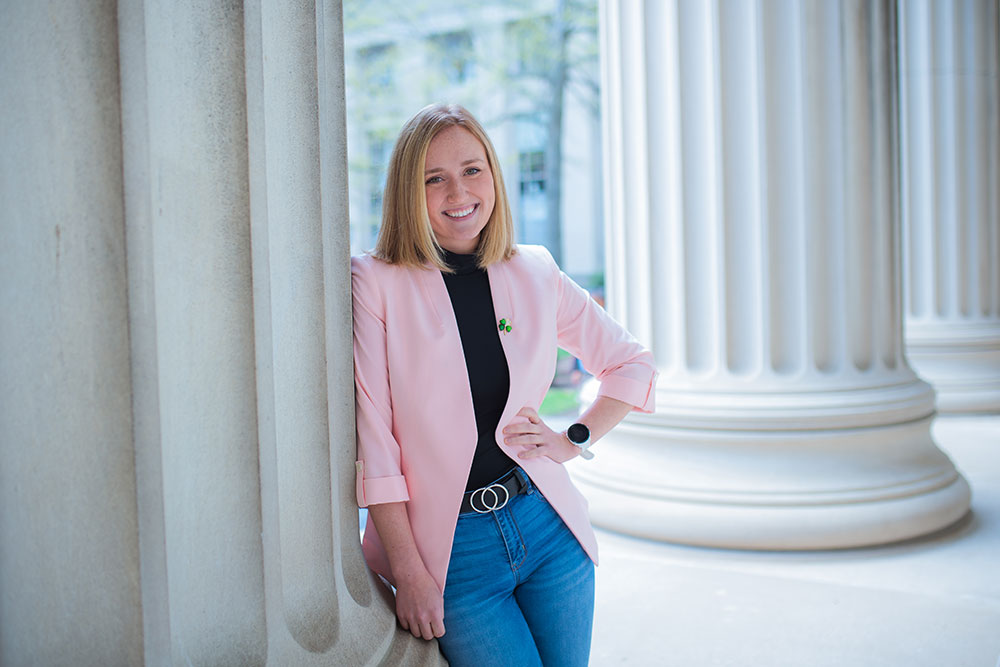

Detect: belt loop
[515, 467, 532, 494]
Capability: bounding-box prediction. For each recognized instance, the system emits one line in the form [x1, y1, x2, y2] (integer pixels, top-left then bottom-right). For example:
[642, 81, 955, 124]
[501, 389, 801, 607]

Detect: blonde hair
[374, 104, 516, 270]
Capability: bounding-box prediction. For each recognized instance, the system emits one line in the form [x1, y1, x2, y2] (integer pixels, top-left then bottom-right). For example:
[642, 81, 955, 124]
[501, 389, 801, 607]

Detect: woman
[353, 103, 656, 666]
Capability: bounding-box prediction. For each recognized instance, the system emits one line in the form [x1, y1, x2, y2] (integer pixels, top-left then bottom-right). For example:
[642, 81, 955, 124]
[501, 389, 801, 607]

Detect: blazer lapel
[487, 260, 525, 443]
[416, 263, 451, 333]
[486, 260, 517, 365]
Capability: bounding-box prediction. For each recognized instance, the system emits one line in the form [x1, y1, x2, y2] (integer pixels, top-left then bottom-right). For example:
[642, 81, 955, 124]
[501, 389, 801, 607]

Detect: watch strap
[565, 423, 594, 460]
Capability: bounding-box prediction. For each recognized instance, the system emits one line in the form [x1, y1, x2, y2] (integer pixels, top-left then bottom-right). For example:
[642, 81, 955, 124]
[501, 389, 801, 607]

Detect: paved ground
[588, 415, 1000, 667]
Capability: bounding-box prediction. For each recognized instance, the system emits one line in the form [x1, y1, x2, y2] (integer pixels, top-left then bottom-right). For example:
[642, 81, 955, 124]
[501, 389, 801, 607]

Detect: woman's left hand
[503, 407, 580, 463]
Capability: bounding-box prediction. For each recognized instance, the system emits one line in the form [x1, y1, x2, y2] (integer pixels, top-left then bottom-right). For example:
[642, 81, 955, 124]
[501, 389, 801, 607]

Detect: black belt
[460, 468, 528, 514]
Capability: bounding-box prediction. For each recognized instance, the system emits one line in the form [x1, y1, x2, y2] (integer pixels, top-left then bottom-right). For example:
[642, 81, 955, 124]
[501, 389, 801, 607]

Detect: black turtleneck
[440, 250, 514, 492]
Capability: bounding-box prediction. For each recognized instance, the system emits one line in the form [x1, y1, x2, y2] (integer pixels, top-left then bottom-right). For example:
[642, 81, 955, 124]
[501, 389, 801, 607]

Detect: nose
[445, 178, 464, 201]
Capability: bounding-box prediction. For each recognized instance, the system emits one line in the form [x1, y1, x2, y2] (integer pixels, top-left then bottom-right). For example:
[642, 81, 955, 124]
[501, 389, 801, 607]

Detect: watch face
[567, 423, 590, 444]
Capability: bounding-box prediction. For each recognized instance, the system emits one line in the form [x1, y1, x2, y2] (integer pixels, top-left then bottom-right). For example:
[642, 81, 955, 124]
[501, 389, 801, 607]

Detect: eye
[425, 175, 443, 185]
[464, 167, 481, 176]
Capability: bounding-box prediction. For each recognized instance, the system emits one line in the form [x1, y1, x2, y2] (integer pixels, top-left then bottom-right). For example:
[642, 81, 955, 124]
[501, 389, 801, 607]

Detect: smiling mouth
[443, 204, 477, 219]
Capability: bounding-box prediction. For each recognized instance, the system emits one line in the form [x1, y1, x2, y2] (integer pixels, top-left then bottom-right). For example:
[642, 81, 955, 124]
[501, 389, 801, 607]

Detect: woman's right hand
[366, 501, 445, 640]
[393, 565, 446, 639]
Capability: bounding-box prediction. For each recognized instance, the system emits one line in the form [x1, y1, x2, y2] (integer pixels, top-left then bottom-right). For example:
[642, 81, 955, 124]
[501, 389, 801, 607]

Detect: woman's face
[423, 125, 496, 254]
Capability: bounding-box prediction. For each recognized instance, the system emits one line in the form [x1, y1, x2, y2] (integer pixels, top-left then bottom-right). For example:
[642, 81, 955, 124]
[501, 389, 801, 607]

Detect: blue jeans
[437, 469, 595, 667]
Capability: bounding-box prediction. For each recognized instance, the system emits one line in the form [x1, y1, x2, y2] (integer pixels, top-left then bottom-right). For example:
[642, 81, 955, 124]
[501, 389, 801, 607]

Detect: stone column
[576, 0, 971, 549]
[0, 3, 143, 665]
[243, 1, 444, 663]
[1, 0, 442, 663]
[121, 0, 269, 661]
[120, 0, 444, 664]
[899, 0, 1000, 414]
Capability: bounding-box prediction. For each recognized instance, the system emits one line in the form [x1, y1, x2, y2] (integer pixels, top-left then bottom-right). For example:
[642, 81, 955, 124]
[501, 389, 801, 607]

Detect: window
[519, 150, 545, 195]
[358, 43, 395, 88]
[367, 132, 392, 219]
[505, 18, 551, 76]
[428, 31, 474, 85]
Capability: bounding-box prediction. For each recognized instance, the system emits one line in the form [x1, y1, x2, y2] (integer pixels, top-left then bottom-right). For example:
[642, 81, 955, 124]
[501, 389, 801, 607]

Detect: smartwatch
[565, 422, 594, 460]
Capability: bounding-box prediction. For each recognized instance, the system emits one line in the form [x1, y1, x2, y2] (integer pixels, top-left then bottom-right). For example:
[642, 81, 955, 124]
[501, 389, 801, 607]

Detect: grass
[539, 386, 581, 416]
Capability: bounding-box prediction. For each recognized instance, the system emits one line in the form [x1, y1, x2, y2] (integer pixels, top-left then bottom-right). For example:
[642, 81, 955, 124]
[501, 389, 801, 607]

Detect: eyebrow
[424, 158, 485, 175]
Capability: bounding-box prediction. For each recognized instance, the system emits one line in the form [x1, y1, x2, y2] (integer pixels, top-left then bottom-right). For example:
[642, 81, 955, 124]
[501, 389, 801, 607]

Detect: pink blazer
[352, 244, 656, 592]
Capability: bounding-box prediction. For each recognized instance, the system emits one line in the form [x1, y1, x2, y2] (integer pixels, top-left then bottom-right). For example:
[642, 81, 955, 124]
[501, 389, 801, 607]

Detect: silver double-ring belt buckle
[470, 482, 511, 514]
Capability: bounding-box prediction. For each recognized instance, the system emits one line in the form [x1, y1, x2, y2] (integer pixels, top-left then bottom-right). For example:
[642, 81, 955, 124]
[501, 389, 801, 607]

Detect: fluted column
[243, 1, 442, 663]
[2, 1, 443, 664]
[122, 1, 270, 661]
[899, 0, 1000, 414]
[576, 0, 970, 549]
[121, 1, 443, 664]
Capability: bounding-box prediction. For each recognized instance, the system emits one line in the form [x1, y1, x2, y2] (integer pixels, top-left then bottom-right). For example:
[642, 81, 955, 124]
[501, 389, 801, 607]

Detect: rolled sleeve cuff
[357, 468, 410, 507]
[597, 372, 658, 414]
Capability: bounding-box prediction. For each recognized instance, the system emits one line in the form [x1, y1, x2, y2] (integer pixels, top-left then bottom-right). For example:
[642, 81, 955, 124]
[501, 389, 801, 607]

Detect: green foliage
[539, 387, 581, 416]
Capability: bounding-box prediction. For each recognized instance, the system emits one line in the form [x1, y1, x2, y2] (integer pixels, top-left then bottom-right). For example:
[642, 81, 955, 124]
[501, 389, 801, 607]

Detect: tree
[498, 0, 599, 265]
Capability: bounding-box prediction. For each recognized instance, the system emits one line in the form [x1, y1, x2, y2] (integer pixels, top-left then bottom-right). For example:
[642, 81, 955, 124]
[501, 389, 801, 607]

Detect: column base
[572, 416, 971, 550]
[906, 321, 1000, 414]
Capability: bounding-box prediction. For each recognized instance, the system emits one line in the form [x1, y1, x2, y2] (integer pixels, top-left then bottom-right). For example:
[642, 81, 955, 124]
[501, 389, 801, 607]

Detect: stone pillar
[899, 0, 1000, 414]
[121, 0, 270, 662]
[576, 0, 971, 549]
[242, 1, 443, 663]
[120, 0, 443, 664]
[0, 3, 143, 665]
[3, 1, 443, 664]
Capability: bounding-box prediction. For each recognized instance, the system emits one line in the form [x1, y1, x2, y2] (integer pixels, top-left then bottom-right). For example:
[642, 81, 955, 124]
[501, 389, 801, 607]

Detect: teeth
[444, 205, 475, 218]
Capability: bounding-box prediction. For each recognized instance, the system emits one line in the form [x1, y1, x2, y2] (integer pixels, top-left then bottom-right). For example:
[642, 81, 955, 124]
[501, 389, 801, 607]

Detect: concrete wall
[0, 2, 444, 665]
